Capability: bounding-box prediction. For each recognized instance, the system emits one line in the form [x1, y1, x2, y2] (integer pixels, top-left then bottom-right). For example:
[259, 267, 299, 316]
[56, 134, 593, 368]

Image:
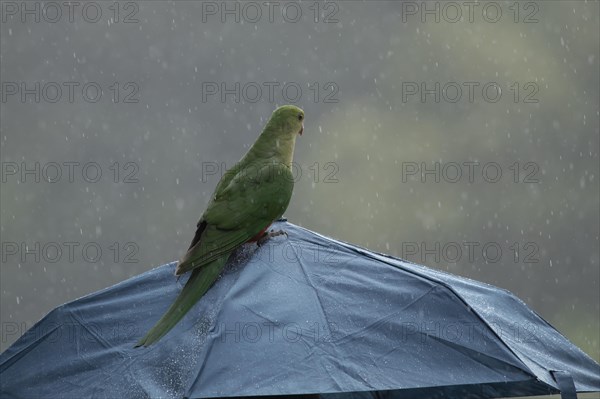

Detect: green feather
[135, 105, 304, 347]
[134, 254, 228, 347]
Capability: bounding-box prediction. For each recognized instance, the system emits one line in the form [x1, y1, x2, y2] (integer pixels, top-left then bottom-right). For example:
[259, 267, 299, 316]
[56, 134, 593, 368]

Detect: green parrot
[135, 105, 304, 347]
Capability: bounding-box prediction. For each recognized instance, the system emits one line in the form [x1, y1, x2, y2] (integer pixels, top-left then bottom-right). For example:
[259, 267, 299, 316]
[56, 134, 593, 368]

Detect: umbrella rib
[293, 224, 539, 379]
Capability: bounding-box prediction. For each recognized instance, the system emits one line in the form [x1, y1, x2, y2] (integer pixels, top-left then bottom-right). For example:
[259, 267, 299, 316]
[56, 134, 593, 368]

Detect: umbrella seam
[290, 222, 541, 382]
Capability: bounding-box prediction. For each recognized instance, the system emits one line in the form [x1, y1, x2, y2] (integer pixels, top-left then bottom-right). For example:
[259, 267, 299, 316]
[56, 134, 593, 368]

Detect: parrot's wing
[175, 162, 293, 275]
[183, 166, 239, 252]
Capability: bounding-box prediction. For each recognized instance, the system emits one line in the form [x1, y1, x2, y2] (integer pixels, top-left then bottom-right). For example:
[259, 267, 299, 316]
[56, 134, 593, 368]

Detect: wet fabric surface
[1, 222, 598, 398]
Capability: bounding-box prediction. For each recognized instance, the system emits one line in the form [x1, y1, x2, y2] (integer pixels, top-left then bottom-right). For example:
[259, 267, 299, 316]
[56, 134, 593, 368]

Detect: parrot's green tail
[135, 254, 229, 347]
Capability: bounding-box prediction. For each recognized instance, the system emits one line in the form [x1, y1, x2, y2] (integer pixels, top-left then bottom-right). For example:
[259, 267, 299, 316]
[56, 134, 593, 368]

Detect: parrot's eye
[298, 114, 304, 121]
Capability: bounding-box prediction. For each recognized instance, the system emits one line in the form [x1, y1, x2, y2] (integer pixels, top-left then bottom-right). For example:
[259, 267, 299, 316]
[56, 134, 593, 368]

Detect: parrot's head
[253, 105, 304, 167]
[269, 105, 305, 137]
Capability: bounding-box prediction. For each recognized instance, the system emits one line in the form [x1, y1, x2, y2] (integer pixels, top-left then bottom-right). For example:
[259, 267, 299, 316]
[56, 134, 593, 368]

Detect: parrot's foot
[257, 229, 288, 247]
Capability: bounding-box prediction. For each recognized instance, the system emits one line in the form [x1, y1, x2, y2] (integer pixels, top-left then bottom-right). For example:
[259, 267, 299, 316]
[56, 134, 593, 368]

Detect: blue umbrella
[1, 221, 598, 398]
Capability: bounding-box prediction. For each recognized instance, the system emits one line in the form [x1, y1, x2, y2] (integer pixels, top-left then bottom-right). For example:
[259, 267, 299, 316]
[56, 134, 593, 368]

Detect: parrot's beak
[299, 124, 304, 136]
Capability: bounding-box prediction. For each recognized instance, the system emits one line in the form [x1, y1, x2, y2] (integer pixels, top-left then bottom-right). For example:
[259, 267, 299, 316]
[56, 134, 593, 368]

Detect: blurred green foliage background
[1, 0, 598, 375]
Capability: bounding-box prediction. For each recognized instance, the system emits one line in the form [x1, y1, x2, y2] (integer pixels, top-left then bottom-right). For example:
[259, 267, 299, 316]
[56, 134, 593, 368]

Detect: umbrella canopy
[1, 221, 599, 398]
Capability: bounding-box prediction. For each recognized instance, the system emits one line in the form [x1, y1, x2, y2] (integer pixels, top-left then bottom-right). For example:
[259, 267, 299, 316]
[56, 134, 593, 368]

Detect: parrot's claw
[257, 229, 288, 247]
